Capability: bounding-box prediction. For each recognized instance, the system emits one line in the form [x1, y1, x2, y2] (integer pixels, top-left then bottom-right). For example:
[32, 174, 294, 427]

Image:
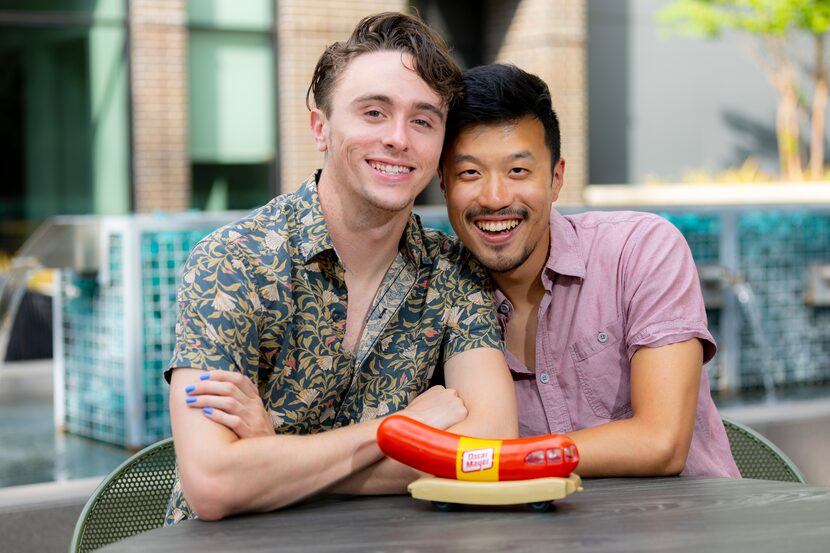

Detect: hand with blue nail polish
[180, 369, 274, 439]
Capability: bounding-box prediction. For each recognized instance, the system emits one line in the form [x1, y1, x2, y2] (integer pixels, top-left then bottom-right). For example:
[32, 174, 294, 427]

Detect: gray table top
[101, 477, 830, 553]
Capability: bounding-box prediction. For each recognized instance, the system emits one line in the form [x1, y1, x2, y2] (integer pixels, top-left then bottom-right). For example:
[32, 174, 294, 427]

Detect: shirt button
[597, 332, 608, 343]
[498, 303, 510, 314]
[539, 372, 550, 384]
[332, 312, 342, 322]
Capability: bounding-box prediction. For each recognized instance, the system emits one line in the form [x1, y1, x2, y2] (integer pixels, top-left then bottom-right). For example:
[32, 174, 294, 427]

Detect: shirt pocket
[569, 318, 633, 420]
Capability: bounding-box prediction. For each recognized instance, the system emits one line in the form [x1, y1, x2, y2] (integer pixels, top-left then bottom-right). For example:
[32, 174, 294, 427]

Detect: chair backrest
[70, 437, 176, 553]
[721, 415, 806, 483]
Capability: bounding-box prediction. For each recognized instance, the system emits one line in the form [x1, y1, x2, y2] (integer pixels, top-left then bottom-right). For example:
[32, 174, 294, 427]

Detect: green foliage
[658, 0, 830, 38]
[646, 157, 830, 183]
[681, 157, 775, 183]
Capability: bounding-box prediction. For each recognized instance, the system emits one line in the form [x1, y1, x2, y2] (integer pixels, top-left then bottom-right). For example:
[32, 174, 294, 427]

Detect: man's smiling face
[442, 116, 564, 275]
[311, 50, 446, 215]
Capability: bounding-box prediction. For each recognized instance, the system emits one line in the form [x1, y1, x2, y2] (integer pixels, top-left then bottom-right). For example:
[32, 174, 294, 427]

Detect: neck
[490, 232, 550, 310]
[317, 177, 410, 279]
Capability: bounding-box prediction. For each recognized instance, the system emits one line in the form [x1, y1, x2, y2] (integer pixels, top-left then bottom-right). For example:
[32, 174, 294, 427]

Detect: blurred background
[2, 0, 830, 545]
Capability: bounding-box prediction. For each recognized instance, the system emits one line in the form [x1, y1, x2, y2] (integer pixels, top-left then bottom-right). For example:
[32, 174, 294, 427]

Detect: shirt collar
[543, 207, 586, 282]
[295, 171, 335, 263]
[493, 206, 586, 311]
[295, 171, 428, 267]
[402, 213, 429, 267]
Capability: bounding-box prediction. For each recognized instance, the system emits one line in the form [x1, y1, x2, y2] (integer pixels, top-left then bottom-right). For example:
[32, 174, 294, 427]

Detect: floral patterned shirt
[164, 172, 501, 524]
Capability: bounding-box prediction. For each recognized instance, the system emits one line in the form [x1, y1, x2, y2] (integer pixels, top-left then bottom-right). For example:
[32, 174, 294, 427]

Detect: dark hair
[307, 12, 463, 115]
[444, 64, 561, 165]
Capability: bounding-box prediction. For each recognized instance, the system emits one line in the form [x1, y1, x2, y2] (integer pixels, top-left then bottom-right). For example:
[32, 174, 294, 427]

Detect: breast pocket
[569, 318, 632, 420]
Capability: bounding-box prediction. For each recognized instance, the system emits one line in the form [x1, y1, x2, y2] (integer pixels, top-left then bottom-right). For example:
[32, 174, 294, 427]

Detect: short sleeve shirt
[164, 173, 501, 523]
[497, 209, 739, 478]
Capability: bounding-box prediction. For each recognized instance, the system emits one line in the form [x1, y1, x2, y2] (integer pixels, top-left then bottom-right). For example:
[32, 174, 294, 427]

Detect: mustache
[464, 207, 529, 223]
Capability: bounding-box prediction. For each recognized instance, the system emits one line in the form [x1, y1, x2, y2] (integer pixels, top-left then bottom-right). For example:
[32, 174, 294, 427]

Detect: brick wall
[129, 0, 190, 212]
[484, 0, 587, 204]
[125, 1, 587, 206]
[276, 0, 407, 194]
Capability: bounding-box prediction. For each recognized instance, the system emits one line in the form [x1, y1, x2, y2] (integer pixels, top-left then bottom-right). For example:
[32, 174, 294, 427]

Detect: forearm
[329, 388, 518, 495]
[328, 407, 518, 496]
[171, 368, 385, 519]
[567, 340, 703, 477]
[447, 408, 517, 440]
[326, 456, 421, 495]
[567, 416, 691, 477]
[182, 421, 387, 517]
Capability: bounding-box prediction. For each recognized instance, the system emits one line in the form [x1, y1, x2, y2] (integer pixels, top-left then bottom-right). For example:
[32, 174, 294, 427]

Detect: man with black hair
[440, 64, 739, 477]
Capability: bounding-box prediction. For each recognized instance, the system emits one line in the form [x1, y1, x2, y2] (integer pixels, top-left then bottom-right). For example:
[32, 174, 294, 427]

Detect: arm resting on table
[170, 368, 386, 520]
[328, 347, 518, 494]
[567, 339, 702, 477]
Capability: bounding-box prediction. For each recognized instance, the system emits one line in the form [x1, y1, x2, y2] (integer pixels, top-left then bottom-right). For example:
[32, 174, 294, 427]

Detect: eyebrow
[452, 153, 482, 165]
[352, 94, 445, 121]
[452, 150, 536, 165]
[508, 150, 535, 162]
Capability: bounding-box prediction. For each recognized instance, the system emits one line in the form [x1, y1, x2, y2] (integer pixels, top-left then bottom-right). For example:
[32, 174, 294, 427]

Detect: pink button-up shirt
[495, 209, 739, 477]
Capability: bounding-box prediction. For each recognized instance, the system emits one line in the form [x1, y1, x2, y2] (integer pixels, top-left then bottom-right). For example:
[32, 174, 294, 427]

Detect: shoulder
[420, 226, 489, 281]
[193, 194, 297, 257]
[566, 210, 673, 233]
[565, 210, 684, 253]
[182, 196, 301, 297]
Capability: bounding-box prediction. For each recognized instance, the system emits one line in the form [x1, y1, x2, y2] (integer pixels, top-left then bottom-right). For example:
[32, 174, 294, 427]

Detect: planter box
[55, 213, 242, 448]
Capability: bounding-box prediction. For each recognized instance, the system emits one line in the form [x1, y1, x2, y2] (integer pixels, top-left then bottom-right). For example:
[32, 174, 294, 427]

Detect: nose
[478, 175, 511, 210]
[383, 117, 409, 152]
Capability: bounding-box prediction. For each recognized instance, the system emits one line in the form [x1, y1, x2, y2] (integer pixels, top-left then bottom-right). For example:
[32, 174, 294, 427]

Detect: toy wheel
[431, 501, 459, 512]
[527, 501, 553, 513]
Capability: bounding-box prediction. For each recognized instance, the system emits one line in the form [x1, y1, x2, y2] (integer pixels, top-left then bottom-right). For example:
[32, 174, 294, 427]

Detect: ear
[551, 158, 566, 202]
[437, 168, 446, 196]
[310, 108, 328, 153]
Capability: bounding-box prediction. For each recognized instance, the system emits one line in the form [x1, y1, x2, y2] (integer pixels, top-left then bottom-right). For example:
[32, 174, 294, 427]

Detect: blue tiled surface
[57, 209, 830, 447]
[60, 226, 218, 446]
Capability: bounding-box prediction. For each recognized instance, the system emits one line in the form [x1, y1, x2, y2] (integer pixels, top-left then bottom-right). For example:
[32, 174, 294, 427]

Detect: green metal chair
[721, 415, 806, 483]
[70, 437, 177, 552]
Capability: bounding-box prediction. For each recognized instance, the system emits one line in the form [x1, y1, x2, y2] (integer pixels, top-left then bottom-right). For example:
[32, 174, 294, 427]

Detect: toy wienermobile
[377, 415, 583, 512]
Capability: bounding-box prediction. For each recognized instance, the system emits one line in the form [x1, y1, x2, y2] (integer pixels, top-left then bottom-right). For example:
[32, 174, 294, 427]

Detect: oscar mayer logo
[461, 447, 495, 472]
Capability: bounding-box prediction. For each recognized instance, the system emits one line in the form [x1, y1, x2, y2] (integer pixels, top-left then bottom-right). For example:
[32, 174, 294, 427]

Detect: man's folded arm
[327, 346, 518, 495]
[170, 367, 387, 520]
[442, 346, 518, 438]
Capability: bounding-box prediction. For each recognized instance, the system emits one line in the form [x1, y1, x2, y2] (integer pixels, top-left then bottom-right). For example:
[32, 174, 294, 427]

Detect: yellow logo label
[456, 437, 502, 481]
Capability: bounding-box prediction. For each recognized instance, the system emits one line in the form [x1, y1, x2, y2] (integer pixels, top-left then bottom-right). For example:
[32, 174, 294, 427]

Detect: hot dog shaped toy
[377, 415, 579, 481]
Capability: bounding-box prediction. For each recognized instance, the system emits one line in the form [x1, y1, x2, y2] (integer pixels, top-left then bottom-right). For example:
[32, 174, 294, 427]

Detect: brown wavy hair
[306, 12, 463, 115]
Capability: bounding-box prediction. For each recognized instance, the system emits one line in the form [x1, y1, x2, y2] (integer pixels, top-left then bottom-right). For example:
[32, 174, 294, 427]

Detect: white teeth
[476, 220, 520, 232]
[370, 161, 412, 175]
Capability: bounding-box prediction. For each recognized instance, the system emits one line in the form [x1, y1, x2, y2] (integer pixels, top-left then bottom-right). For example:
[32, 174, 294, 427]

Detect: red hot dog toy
[376, 415, 579, 482]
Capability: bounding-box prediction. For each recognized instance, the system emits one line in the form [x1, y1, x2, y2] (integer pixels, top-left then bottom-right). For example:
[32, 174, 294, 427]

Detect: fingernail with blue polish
[203, 407, 214, 415]
[200, 373, 211, 381]
[186, 397, 197, 404]
[185, 385, 195, 393]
